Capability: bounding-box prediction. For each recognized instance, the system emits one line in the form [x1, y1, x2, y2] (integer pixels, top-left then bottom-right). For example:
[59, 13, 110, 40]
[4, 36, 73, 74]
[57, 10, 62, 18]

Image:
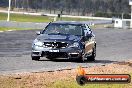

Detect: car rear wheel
[32, 56, 40, 61]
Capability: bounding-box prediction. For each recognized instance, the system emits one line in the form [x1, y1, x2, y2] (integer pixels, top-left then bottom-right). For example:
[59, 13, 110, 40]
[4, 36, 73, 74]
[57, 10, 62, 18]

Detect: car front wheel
[77, 53, 85, 62]
[87, 47, 96, 61]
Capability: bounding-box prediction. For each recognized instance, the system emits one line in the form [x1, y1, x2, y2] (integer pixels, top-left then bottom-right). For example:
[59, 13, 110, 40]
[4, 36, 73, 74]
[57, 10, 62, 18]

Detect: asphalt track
[0, 28, 132, 74]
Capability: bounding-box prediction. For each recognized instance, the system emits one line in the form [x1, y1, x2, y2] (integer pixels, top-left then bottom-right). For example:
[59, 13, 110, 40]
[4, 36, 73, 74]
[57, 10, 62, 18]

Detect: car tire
[88, 46, 96, 61]
[78, 57, 85, 62]
[32, 56, 40, 61]
[77, 54, 85, 62]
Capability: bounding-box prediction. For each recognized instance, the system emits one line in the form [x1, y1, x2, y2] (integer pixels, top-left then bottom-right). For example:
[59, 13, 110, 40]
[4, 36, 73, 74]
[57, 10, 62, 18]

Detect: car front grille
[43, 42, 68, 48]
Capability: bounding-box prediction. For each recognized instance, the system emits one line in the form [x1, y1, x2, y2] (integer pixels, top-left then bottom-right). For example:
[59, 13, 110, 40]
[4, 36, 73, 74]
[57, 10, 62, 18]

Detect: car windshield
[43, 23, 83, 36]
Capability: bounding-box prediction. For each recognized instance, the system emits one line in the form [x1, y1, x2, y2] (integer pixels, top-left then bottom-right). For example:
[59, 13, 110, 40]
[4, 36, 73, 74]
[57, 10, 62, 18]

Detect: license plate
[49, 50, 59, 52]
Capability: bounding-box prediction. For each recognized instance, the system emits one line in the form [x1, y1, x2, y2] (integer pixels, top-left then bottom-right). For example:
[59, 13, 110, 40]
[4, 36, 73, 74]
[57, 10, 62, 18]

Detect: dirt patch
[0, 60, 132, 88]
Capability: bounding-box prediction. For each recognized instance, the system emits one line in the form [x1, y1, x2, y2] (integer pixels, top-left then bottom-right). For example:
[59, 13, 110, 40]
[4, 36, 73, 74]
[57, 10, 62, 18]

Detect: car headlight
[33, 39, 43, 47]
[34, 41, 43, 47]
[69, 42, 79, 48]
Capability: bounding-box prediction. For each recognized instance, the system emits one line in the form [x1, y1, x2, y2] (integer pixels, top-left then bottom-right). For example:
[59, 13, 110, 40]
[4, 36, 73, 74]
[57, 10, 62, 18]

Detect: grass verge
[0, 12, 52, 22]
[0, 12, 90, 22]
[0, 74, 131, 88]
[52, 78, 131, 88]
[0, 27, 37, 31]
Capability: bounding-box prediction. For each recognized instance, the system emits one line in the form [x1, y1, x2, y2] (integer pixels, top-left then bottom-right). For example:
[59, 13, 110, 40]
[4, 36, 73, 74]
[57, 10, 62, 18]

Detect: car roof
[50, 21, 85, 25]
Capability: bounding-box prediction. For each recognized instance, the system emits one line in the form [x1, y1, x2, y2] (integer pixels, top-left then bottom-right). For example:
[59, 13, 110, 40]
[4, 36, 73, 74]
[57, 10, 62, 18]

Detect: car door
[84, 24, 95, 55]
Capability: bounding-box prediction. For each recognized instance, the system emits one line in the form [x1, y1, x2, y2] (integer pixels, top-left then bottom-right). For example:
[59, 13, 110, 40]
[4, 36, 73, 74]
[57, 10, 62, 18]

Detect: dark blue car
[31, 21, 96, 62]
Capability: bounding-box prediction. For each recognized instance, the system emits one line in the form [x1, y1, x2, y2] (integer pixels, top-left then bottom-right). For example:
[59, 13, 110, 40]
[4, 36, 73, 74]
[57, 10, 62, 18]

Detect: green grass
[0, 12, 53, 22]
[0, 27, 35, 31]
[0, 12, 90, 22]
[0, 12, 110, 31]
[51, 79, 131, 88]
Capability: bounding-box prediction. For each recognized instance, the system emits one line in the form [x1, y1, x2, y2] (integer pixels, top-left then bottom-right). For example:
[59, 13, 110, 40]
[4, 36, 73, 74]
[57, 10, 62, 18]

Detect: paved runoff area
[0, 28, 132, 74]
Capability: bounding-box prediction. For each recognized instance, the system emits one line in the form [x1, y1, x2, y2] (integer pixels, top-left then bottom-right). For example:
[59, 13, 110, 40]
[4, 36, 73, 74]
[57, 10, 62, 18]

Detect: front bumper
[31, 45, 82, 58]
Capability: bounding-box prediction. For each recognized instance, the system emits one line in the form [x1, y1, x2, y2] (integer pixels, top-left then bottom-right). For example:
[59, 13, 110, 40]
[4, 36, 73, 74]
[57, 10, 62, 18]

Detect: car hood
[36, 34, 81, 42]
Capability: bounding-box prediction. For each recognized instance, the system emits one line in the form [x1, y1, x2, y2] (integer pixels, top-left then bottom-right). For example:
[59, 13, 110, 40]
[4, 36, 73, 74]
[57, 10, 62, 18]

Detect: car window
[43, 23, 83, 36]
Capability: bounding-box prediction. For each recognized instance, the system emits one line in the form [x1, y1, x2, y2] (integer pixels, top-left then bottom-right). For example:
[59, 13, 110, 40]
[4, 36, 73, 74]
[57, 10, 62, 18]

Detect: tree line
[0, 0, 131, 17]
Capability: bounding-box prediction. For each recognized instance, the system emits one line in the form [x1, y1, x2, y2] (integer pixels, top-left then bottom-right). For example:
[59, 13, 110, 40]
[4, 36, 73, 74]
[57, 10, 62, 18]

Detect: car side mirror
[36, 31, 41, 35]
[83, 34, 92, 41]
